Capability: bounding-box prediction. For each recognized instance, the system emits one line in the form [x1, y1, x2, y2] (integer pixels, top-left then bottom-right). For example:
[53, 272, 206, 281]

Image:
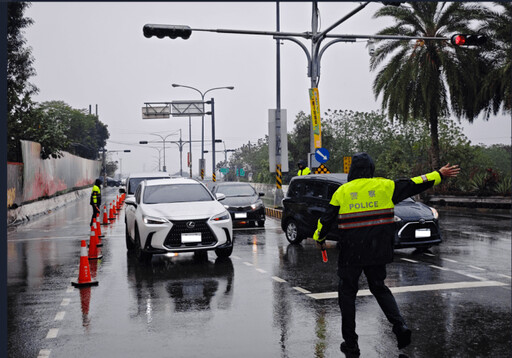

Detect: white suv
[124, 177, 233, 263]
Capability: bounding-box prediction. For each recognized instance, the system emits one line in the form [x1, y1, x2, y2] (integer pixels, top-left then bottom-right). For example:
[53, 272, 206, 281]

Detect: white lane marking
[307, 281, 508, 300]
[442, 258, 458, 263]
[272, 276, 287, 283]
[66, 287, 74, 293]
[54, 311, 65, 321]
[468, 265, 486, 271]
[422, 252, 436, 257]
[293, 286, 311, 294]
[430, 265, 449, 271]
[37, 349, 51, 358]
[61, 298, 70, 306]
[401, 258, 419, 263]
[243, 262, 253, 266]
[498, 274, 511, 279]
[46, 329, 59, 339]
[256, 268, 267, 273]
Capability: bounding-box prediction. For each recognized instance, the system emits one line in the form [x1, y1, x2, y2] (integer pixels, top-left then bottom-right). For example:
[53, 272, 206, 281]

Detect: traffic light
[143, 24, 192, 40]
[450, 34, 486, 46]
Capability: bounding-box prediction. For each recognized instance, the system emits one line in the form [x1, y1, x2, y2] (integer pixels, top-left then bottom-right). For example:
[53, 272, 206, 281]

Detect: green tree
[7, 2, 38, 161]
[478, 2, 511, 116]
[223, 139, 271, 183]
[370, 2, 487, 170]
[34, 101, 109, 159]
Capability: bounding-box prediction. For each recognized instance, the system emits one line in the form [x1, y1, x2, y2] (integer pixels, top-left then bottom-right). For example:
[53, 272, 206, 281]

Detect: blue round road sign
[315, 148, 330, 164]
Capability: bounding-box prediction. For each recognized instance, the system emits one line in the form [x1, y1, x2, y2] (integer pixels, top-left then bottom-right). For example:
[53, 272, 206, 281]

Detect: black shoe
[340, 341, 360, 356]
[393, 324, 412, 349]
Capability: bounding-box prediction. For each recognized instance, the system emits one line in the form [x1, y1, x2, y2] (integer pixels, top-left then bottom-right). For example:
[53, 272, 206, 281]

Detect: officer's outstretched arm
[393, 164, 460, 203]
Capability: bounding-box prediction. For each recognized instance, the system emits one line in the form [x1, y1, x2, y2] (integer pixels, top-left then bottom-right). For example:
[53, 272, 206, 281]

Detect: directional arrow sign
[315, 148, 330, 164]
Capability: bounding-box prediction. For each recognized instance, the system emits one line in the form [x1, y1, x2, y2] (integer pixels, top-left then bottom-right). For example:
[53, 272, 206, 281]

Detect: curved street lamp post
[171, 84, 234, 179]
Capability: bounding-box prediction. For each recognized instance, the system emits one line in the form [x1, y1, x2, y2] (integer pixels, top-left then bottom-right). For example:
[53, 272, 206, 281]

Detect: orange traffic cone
[88, 229, 103, 260]
[71, 240, 98, 287]
[92, 221, 103, 247]
[94, 217, 104, 238]
[108, 203, 115, 221]
[113, 199, 119, 216]
[102, 205, 109, 225]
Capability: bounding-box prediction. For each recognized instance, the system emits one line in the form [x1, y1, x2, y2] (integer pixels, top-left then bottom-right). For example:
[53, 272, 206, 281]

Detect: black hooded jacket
[317, 152, 443, 267]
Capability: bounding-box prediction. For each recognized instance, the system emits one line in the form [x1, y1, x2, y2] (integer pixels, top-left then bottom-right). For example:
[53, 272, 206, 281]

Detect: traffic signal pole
[144, 1, 482, 178]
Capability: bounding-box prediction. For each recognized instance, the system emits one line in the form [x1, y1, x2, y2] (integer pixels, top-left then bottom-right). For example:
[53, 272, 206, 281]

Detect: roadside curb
[7, 188, 91, 227]
[425, 195, 511, 209]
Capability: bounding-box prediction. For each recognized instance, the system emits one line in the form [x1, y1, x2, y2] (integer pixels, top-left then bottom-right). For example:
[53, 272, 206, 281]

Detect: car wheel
[257, 220, 265, 227]
[134, 227, 152, 264]
[285, 220, 305, 244]
[215, 245, 233, 259]
[125, 223, 135, 251]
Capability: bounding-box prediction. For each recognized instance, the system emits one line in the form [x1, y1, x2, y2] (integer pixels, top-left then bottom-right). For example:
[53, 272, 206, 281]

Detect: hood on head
[347, 152, 375, 181]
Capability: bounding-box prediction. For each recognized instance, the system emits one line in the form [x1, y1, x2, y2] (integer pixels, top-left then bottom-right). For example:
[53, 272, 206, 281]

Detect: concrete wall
[7, 162, 23, 208]
[20, 140, 101, 203]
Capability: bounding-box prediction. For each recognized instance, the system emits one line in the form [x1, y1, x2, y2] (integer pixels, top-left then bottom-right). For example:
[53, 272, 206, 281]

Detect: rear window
[128, 177, 168, 195]
[143, 184, 213, 204]
[215, 184, 256, 197]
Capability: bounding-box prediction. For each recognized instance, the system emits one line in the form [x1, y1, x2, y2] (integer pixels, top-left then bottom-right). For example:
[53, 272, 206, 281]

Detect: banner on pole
[309, 88, 322, 149]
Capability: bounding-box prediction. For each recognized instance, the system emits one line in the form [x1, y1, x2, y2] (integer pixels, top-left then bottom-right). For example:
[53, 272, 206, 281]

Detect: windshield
[216, 184, 256, 197]
[128, 177, 168, 194]
[143, 184, 213, 204]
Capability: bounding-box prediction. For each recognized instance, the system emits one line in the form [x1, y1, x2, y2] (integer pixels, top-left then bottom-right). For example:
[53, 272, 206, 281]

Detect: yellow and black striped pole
[201, 169, 205, 180]
[276, 164, 282, 189]
[212, 172, 216, 182]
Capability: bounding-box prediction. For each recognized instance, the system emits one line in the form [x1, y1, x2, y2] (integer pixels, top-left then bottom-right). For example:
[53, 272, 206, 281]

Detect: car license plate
[182, 233, 202, 243]
[415, 228, 431, 238]
[235, 213, 247, 219]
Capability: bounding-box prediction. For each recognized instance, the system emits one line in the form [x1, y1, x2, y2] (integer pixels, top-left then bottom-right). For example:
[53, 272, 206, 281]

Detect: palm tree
[370, 2, 487, 169]
[478, 2, 511, 117]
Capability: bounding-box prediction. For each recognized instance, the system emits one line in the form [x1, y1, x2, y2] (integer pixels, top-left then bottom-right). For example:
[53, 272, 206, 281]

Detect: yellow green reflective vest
[297, 167, 311, 176]
[91, 185, 101, 204]
[330, 177, 396, 229]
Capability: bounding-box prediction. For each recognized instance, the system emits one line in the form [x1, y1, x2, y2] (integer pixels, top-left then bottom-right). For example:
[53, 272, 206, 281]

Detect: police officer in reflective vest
[297, 160, 311, 176]
[90, 179, 102, 226]
[313, 152, 459, 355]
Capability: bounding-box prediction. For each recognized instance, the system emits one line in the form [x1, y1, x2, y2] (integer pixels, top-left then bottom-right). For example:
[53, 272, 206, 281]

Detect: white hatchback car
[124, 178, 233, 263]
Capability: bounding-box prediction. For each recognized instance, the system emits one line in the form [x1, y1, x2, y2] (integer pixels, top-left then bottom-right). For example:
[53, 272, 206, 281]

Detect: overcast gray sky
[24, 2, 511, 177]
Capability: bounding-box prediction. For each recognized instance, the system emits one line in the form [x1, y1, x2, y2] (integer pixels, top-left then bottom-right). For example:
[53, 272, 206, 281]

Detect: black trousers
[338, 264, 405, 345]
[90, 205, 100, 227]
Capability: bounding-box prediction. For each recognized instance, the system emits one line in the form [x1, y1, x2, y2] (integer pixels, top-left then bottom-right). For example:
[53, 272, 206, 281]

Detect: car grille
[163, 219, 217, 248]
[397, 221, 439, 240]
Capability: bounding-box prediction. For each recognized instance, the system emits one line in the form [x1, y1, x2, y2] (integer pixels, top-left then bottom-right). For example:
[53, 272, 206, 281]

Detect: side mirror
[125, 197, 137, 207]
[259, 192, 265, 197]
[119, 187, 126, 194]
[215, 193, 226, 201]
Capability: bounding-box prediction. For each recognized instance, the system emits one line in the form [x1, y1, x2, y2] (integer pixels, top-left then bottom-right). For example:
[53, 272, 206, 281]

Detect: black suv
[281, 173, 442, 249]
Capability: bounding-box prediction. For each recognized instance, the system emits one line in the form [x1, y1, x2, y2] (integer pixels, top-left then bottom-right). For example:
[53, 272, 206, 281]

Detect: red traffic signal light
[143, 24, 192, 40]
[450, 34, 486, 46]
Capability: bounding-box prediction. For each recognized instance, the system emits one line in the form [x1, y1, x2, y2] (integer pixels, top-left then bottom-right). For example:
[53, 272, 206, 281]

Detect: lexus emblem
[186, 221, 196, 229]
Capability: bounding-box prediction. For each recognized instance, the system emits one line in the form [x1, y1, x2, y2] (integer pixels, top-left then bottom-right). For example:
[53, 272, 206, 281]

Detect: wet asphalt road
[7, 188, 511, 358]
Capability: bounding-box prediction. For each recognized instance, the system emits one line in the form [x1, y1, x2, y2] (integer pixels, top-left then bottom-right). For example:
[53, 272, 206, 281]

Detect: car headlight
[223, 204, 230, 209]
[210, 211, 230, 222]
[143, 215, 169, 225]
[430, 207, 439, 220]
[251, 202, 263, 210]
[394, 215, 402, 222]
